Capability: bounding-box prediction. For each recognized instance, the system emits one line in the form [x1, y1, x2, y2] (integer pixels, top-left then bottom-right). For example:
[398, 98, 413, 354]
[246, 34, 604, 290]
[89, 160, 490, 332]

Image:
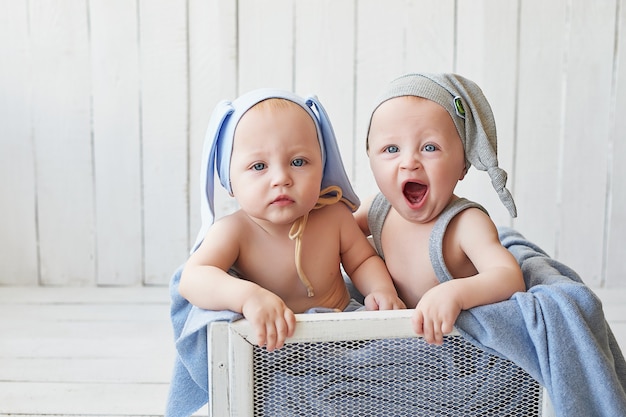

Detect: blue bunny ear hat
[192, 88, 360, 253]
[369, 73, 517, 218]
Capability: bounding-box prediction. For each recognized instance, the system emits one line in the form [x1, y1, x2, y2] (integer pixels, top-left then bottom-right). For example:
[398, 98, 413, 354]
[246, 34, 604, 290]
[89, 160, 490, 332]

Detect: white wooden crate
[208, 309, 553, 417]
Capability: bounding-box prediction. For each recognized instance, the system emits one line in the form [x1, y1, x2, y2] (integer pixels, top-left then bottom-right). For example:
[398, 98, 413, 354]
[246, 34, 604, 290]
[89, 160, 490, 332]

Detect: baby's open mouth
[403, 182, 427, 204]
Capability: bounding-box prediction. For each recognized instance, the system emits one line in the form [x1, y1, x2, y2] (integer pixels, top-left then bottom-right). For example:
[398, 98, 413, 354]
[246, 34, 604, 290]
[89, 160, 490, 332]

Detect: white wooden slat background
[1, 0, 625, 289]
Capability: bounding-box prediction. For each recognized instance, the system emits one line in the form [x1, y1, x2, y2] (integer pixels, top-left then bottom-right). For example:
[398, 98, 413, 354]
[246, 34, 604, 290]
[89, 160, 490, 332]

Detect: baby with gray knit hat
[355, 73, 525, 345]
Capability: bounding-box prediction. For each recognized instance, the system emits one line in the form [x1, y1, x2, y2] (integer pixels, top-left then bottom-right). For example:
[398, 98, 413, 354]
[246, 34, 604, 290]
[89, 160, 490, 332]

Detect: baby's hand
[411, 284, 462, 345]
[364, 291, 407, 311]
[241, 290, 296, 351]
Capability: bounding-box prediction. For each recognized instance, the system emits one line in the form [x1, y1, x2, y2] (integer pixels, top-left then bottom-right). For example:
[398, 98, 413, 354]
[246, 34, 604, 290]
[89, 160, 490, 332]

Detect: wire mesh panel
[209, 310, 547, 417]
[252, 337, 542, 417]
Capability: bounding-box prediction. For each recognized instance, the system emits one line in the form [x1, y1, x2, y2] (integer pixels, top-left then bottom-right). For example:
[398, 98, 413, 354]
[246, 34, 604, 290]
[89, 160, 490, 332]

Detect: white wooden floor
[0, 285, 624, 417]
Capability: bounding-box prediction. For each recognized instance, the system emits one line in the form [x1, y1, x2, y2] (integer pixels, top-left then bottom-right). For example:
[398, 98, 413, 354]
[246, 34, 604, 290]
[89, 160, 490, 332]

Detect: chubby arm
[179, 217, 295, 351]
[337, 204, 405, 311]
[412, 209, 525, 344]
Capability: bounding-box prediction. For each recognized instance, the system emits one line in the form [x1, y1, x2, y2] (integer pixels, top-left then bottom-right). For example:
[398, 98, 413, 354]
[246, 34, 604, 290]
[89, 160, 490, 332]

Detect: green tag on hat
[454, 96, 465, 118]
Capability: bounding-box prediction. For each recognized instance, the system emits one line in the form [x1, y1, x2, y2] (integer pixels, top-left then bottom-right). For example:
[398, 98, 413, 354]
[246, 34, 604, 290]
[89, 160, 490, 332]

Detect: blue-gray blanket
[166, 265, 241, 417]
[456, 227, 626, 416]
[166, 227, 626, 417]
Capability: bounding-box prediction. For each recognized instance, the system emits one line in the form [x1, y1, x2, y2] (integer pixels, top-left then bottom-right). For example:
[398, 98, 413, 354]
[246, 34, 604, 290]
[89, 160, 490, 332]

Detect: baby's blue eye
[385, 145, 399, 154]
[292, 158, 305, 167]
[424, 144, 437, 152]
[252, 162, 266, 171]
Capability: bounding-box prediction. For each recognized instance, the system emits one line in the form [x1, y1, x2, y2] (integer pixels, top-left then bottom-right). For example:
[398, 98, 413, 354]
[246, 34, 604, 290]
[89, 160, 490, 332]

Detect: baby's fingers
[363, 294, 380, 311]
[374, 297, 403, 311]
[391, 298, 407, 310]
[284, 309, 296, 338]
[430, 322, 445, 345]
[411, 309, 425, 336]
[253, 323, 268, 350]
[364, 293, 407, 311]
[249, 317, 276, 351]
[269, 318, 289, 351]
[441, 319, 454, 336]
[263, 322, 279, 352]
[412, 309, 444, 345]
[260, 309, 297, 352]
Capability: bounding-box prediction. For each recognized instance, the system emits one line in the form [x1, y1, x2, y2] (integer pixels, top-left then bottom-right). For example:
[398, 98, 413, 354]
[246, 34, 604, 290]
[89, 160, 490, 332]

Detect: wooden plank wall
[1, 0, 625, 289]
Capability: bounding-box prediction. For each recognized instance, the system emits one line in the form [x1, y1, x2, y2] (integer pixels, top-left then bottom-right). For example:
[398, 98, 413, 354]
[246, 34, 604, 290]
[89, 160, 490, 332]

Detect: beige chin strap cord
[288, 186, 357, 297]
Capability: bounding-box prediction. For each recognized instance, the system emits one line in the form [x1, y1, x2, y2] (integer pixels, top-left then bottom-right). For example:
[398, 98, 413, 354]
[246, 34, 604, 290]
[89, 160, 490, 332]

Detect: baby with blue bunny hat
[179, 89, 405, 352]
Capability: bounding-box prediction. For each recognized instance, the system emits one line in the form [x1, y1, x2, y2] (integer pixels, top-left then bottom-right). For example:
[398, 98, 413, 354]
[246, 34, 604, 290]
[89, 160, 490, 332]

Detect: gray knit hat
[368, 72, 517, 218]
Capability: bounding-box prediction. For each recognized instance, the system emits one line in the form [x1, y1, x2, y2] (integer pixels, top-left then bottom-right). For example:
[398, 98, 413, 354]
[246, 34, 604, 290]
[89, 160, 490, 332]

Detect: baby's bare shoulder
[207, 210, 254, 239]
[450, 207, 501, 250]
[453, 207, 497, 234]
[211, 211, 241, 229]
[315, 201, 354, 217]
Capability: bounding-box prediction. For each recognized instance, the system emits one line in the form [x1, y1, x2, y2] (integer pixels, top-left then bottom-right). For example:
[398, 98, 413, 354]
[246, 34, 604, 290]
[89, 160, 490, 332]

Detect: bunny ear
[305, 96, 360, 211]
[191, 100, 235, 253]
